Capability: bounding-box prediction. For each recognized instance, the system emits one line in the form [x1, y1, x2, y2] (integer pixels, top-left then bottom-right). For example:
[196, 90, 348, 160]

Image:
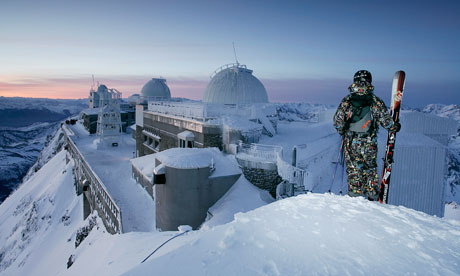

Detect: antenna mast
[92, 74, 95, 90]
[232, 42, 239, 65]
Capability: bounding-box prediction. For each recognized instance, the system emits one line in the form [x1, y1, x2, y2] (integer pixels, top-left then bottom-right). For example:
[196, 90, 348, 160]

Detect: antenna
[232, 42, 239, 65]
[92, 74, 95, 90]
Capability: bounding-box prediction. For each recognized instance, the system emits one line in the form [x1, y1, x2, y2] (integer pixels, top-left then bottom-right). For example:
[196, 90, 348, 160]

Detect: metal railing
[63, 125, 123, 234]
[209, 63, 248, 79]
[147, 102, 277, 123]
[237, 143, 283, 162]
[276, 153, 308, 190]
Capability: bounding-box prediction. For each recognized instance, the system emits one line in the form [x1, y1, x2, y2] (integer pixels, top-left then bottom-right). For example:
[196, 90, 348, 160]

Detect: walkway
[69, 122, 156, 232]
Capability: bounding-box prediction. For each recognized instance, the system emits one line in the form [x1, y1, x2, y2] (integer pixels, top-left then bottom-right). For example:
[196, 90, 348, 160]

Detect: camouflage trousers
[343, 134, 379, 200]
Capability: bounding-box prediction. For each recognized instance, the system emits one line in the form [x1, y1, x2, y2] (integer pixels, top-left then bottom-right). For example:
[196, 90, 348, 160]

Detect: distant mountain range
[0, 97, 88, 203]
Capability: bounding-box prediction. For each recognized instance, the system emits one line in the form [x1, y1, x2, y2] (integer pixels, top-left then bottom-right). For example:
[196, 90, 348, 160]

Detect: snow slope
[125, 194, 460, 276]
[0, 150, 83, 275]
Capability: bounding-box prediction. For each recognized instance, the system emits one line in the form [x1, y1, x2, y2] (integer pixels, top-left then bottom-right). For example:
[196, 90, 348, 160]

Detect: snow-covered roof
[131, 148, 240, 177]
[202, 64, 269, 105]
[177, 130, 195, 140]
[141, 78, 171, 100]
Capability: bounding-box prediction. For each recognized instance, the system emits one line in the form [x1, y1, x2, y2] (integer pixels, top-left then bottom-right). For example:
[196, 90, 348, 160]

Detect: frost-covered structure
[203, 63, 268, 105]
[135, 64, 276, 157]
[88, 84, 107, 108]
[131, 148, 241, 230]
[388, 111, 457, 217]
[140, 78, 171, 103]
[96, 86, 122, 146]
[400, 111, 457, 145]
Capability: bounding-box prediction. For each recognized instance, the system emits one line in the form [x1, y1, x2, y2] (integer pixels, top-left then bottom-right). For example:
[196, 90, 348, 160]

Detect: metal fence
[147, 102, 277, 122]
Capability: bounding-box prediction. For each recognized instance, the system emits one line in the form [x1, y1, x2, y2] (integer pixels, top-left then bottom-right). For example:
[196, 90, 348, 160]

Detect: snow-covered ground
[0, 150, 83, 275]
[67, 122, 156, 232]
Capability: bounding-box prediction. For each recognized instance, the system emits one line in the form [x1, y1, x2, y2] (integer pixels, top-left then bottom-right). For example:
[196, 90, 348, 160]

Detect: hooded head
[349, 70, 374, 94]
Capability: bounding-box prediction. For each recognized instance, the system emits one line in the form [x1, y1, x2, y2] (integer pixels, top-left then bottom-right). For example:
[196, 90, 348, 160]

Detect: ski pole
[339, 147, 345, 195]
[329, 138, 344, 193]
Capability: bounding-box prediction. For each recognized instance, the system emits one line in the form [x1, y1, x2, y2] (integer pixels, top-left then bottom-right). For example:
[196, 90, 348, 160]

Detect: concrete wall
[155, 163, 240, 231]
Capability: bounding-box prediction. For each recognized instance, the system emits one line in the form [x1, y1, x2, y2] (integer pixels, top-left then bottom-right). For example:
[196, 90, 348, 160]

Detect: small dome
[97, 84, 108, 93]
[141, 78, 171, 100]
[203, 64, 268, 105]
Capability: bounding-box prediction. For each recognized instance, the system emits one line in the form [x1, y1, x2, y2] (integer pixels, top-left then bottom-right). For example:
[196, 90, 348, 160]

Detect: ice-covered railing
[237, 143, 283, 162]
[63, 125, 123, 234]
[276, 153, 308, 191]
[147, 102, 276, 122]
[236, 142, 307, 193]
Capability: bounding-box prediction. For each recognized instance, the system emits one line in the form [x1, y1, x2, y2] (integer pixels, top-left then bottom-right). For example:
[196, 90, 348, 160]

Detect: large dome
[203, 64, 268, 105]
[141, 78, 171, 100]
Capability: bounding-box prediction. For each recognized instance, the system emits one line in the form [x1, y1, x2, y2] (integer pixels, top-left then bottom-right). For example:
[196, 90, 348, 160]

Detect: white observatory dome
[203, 64, 268, 105]
[141, 78, 171, 101]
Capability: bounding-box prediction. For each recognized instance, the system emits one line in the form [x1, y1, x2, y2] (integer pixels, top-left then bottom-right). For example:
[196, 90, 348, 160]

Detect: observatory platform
[67, 121, 156, 232]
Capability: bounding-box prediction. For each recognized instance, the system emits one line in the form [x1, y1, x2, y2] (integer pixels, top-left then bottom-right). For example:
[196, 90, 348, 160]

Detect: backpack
[348, 93, 374, 133]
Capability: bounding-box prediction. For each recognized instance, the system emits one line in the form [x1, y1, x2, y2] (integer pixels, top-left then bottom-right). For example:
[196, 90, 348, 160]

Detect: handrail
[63, 125, 123, 234]
[209, 63, 247, 79]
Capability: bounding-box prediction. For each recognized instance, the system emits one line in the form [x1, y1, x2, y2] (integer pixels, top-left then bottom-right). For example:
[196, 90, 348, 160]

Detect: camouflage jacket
[333, 90, 394, 137]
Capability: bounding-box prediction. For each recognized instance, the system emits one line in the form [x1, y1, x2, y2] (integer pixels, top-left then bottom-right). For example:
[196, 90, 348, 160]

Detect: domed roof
[203, 64, 268, 105]
[97, 84, 108, 93]
[141, 78, 171, 100]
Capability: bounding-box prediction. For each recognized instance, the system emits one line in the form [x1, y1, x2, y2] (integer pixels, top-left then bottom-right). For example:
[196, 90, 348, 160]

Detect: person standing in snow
[333, 70, 400, 200]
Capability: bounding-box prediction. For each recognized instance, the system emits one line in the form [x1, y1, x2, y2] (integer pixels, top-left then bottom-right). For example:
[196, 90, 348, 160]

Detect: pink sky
[0, 75, 354, 104]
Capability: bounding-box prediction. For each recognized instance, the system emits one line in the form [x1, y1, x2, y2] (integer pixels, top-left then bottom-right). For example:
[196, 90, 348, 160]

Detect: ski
[378, 70, 406, 204]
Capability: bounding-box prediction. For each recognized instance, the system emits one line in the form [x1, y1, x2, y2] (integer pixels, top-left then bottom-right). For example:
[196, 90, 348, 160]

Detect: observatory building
[140, 78, 171, 103]
[81, 84, 135, 134]
[134, 63, 276, 157]
[203, 64, 268, 105]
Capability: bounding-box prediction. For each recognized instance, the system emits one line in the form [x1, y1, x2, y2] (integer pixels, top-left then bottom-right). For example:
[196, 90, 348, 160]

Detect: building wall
[155, 165, 209, 231]
[389, 144, 446, 217]
[137, 112, 222, 156]
[155, 163, 239, 231]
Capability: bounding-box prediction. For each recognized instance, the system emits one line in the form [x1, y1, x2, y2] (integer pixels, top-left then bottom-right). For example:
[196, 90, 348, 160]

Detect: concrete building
[131, 148, 241, 230]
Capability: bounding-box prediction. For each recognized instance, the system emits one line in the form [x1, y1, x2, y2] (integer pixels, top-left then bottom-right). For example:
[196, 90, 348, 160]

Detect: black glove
[389, 121, 401, 132]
